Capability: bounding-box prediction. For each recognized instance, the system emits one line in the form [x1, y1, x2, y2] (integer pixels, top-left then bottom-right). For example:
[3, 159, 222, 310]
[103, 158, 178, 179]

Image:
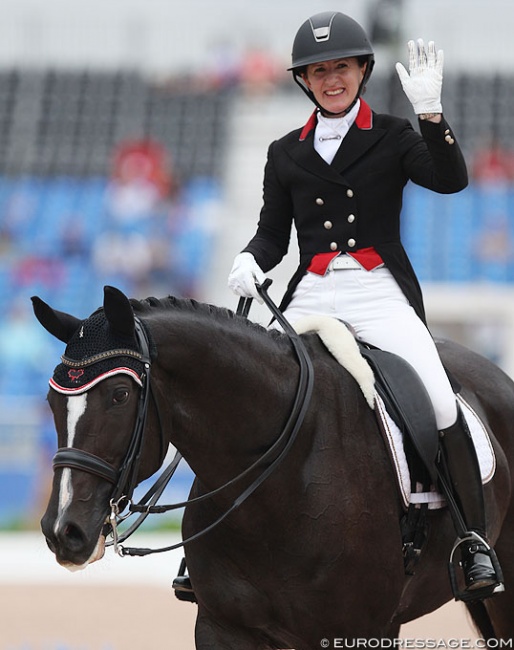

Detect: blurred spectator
[3, 181, 38, 241]
[166, 178, 221, 298]
[12, 255, 65, 291]
[92, 230, 154, 291]
[60, 219, 89, 259]
[472, 211, 514, 279]
[472, 139, 514, 184]
[29, 401, 57, 528]
[0, 227, 14, 258]
[0, 299, 55, 396]
[205, 39, 241, 89]
[240, 47, 282, 95]
[95, 138, 188, 295]
[106, 138, 176, 224]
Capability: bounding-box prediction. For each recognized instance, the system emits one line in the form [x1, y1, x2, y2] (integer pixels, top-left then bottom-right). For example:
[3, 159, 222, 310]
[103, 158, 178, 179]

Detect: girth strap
[53, 447, 118, 484]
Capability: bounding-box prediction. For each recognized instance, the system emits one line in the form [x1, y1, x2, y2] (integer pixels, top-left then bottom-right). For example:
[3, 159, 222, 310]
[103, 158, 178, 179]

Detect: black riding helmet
[289, 11, 375, 115]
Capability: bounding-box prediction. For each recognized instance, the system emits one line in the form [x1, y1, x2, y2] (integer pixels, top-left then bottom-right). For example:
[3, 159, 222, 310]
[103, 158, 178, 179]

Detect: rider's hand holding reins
[228, 252, 267, 303]
[395, 39, 443, 117]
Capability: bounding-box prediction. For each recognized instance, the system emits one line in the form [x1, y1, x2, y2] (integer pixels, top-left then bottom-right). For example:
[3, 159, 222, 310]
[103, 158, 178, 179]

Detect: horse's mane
[129, 295, 285, 341]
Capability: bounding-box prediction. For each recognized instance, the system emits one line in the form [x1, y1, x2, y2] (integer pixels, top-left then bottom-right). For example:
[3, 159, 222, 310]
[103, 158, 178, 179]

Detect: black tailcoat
[243, 100, 468, 324]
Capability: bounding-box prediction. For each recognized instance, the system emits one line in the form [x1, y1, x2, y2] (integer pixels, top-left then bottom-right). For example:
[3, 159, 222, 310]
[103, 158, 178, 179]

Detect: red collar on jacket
[299, 99, 373, 141]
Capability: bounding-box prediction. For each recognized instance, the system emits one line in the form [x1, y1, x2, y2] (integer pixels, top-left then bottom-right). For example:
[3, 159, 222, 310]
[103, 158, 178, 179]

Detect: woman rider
[226, 11, 503, 600]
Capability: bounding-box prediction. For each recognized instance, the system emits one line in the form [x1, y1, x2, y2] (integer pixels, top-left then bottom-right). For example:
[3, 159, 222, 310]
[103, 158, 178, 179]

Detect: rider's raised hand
[395, 39, 443, 115]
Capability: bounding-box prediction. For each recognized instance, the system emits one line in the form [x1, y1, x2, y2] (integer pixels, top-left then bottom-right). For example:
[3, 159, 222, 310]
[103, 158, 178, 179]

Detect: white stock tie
[314, 100, 360, 165]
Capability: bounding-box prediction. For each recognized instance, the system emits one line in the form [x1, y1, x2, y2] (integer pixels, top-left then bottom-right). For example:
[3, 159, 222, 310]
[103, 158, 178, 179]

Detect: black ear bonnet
[51, 308, 145, 394]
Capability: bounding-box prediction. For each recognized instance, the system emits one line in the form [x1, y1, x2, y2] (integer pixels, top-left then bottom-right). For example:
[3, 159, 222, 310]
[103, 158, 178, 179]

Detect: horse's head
[32, 286, 160, 570]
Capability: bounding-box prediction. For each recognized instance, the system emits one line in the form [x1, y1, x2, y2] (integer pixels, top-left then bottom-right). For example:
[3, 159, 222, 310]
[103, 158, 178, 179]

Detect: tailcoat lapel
[330, 99, 386, 174]
[287, 130, 346, 184]
[329, 123, 386, 174]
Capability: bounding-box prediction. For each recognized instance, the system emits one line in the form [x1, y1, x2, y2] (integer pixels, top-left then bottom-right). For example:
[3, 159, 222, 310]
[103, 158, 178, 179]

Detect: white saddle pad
[376, 392, 496, 509]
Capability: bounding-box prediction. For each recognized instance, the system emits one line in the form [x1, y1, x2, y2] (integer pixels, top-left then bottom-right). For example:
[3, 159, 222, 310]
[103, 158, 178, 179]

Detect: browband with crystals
[61, 348, 144, 368]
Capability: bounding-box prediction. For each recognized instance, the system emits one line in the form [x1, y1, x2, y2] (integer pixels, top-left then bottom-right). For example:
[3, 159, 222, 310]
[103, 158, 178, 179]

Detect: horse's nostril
[57, 521, 87, 551]
[64, 523, 82, 541]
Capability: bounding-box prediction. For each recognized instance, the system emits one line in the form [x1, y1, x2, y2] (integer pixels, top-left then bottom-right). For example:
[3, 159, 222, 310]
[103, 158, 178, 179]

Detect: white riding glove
[395, 39, 443, 115]
[228, 252, 266, 303]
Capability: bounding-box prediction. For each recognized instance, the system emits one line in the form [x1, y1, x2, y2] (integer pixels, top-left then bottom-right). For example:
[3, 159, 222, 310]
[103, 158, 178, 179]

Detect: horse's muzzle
[41, 512, 105, 569]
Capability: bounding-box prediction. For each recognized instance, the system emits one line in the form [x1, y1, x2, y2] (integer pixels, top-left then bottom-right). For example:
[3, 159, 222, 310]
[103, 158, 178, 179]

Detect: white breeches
[277, 266, 458, 430]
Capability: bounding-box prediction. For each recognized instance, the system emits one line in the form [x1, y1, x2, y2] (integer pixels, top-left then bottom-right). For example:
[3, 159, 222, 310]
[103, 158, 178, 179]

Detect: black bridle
[51, 281, 315, 557]
[52, 317, 154, 506]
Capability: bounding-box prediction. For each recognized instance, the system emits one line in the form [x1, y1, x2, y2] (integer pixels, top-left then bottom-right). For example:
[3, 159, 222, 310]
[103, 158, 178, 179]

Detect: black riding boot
[439, 408, 504, 599]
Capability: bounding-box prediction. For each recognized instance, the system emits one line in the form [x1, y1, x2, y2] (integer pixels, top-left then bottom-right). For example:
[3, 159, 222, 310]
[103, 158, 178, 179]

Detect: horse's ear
[103, 286, 136, 340]
[31, 296, 82, 343]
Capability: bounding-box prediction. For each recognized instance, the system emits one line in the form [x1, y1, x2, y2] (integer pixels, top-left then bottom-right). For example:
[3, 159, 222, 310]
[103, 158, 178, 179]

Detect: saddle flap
[360, 347, 440, 483]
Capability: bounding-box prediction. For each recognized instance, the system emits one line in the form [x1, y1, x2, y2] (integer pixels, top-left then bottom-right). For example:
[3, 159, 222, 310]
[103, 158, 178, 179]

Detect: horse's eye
[112, 388, 130, 405]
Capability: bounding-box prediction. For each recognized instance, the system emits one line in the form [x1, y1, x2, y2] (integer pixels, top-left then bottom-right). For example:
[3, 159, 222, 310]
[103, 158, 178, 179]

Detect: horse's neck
[151, 315, 297, 484]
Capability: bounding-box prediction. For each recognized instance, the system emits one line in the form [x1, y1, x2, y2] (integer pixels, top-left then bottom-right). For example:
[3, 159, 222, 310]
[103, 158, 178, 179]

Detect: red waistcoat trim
[308, 247, 384, 275]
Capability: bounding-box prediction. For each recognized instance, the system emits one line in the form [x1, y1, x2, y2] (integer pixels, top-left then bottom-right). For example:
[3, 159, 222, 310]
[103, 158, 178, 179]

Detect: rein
[110, 280, 315, 557]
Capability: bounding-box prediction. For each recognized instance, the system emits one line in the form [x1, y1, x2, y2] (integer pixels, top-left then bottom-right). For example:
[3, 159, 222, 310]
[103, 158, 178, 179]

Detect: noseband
[52, 317, 154, 505]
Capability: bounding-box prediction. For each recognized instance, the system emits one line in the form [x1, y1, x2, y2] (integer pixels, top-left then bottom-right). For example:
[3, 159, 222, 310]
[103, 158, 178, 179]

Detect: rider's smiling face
[302, 57, 366, 117]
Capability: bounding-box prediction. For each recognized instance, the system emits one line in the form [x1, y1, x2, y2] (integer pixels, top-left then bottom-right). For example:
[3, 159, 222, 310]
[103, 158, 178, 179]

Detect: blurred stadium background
[2, 0, 514, 536]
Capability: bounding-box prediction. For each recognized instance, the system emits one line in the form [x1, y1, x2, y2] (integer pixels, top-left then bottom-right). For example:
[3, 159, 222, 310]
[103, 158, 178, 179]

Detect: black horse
[32, 286, 514, 647]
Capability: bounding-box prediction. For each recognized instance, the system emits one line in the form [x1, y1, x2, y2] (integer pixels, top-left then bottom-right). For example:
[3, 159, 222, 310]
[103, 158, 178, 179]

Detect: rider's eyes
[112, 388, 130, 405]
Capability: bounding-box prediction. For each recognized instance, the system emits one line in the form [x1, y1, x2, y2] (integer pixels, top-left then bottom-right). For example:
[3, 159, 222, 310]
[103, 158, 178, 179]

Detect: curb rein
[108, 280, 315, 557]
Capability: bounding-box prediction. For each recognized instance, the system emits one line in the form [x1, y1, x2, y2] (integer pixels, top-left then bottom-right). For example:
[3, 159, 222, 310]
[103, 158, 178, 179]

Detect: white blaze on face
[54, 393, 88, 535]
